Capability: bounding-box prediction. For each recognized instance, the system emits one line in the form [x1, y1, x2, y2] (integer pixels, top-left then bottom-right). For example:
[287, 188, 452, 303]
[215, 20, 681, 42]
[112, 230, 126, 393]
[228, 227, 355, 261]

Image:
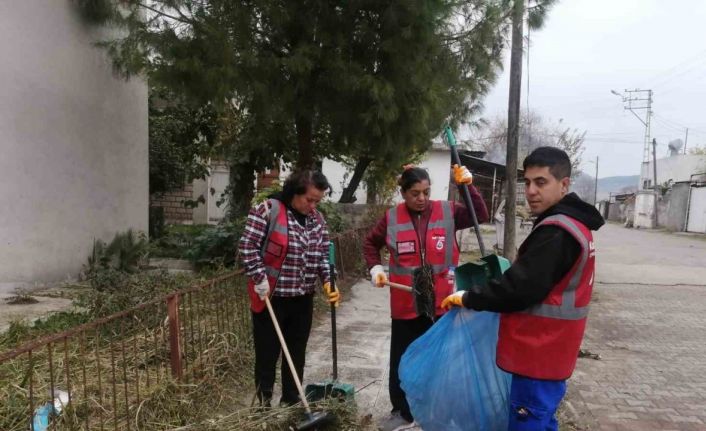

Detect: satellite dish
[668, 139, 683, 156]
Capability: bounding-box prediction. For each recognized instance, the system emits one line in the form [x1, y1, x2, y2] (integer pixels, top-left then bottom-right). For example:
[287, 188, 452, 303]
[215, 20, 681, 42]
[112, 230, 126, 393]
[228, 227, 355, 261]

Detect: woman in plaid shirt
[238, 170, 339, 407]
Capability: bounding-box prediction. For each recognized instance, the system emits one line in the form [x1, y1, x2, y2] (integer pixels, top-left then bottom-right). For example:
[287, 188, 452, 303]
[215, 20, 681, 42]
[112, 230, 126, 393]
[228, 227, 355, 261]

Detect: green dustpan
[305, 380, 355, 402]
[456, 252, 512, 291]
[305, 244, 355, 402]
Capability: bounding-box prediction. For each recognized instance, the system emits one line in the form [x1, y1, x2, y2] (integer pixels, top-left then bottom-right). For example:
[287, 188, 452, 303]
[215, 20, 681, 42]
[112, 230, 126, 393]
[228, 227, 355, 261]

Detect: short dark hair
[398, 167, 431, 192]
[523, 147, 572, 180]
[282, 170, 330, 203]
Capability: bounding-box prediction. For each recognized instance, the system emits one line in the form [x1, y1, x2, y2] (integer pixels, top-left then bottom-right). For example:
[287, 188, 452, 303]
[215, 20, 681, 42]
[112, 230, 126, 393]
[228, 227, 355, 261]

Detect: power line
[642, 48, 706, 89]
[651, 116, 686, 134]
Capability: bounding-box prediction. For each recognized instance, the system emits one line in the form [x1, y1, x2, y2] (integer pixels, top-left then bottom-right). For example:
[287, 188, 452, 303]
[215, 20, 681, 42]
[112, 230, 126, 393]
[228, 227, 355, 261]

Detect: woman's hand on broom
[323, 282, 340, 307]
[452, 164, 473, 185]
[369, 265, 387, 288]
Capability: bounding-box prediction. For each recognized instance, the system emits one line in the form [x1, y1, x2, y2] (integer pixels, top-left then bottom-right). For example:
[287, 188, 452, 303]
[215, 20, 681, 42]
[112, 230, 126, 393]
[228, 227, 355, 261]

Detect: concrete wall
[634, 191, 657, 228]
[335, 203, 390, 228]
[640, 154, 706, 189]
[0, 3, 148, 287]
[607, 202, 621, 222]
[665, 182, 691, 232]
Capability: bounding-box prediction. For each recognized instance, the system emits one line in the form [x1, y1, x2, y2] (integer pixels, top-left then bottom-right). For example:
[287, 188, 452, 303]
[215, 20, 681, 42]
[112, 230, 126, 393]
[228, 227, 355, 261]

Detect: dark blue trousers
[508, 374, 567, 431]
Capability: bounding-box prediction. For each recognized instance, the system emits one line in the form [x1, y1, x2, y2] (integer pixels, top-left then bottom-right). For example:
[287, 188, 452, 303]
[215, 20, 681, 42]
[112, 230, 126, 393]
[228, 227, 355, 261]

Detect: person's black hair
[523, 147, 572, 180]
[281, 170, 330, 203]
[398, 167, 431, 192]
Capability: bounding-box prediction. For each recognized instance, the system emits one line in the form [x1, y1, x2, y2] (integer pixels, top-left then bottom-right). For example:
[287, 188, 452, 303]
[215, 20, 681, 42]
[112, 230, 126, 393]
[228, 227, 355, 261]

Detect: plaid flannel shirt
[238, 200, 331, 297]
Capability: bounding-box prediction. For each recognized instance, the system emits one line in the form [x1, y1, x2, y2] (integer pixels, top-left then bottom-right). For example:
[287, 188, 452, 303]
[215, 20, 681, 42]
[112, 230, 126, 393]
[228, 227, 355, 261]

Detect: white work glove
[254, 278, 270, 299]
[369, 265, 387, 288]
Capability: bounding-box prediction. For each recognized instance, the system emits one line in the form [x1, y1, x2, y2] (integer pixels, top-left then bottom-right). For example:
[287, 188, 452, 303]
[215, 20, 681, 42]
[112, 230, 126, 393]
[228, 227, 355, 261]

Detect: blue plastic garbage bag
[399, 308, 511, 431]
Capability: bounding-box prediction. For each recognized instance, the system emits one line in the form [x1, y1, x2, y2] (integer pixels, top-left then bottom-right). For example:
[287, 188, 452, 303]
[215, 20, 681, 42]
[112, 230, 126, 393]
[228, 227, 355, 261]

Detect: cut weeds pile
[0, 271, 364, 430]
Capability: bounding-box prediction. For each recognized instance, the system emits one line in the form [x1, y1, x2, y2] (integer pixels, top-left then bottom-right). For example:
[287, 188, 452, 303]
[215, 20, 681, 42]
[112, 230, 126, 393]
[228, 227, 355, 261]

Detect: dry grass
[4, 289, 39, 305]
[0, 272, 372, 431]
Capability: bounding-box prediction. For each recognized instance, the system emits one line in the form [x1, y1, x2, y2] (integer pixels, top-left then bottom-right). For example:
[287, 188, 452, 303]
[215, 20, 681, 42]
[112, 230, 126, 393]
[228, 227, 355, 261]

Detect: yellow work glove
[323, 282, 340, 307]
[369, 265, 388, 288]
[452, 164, 473, 185]
[441, 291, 465, 310]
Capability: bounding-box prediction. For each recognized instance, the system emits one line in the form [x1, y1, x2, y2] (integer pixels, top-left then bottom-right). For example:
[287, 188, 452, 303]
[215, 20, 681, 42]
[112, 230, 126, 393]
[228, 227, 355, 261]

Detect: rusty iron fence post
[166, 294, 183, 380]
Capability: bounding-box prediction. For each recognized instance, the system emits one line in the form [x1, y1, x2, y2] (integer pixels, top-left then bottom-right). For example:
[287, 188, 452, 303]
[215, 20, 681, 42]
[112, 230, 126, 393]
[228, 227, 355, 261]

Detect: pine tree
[75, 0, 554, 210]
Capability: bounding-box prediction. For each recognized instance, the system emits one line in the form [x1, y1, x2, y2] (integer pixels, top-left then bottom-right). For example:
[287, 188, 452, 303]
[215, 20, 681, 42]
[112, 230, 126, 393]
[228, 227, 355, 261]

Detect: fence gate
[687, 186, 706, 233]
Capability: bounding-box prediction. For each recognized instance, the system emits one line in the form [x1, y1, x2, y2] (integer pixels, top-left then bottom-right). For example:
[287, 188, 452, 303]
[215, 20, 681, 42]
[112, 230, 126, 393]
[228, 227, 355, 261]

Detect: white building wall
[640, 154, 706, 188]
[0, 3, 148, 288]
[414, 149, 452, 203]
[320, 149, 452, 205]
[321, 159, 368, 203]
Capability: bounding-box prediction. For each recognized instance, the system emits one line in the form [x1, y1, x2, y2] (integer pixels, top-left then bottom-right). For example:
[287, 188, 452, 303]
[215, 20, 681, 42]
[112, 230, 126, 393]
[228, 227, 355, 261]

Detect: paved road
[569, 224, 706, 431]
[305, 279, 393, 425]
[304, 223, 706, 430]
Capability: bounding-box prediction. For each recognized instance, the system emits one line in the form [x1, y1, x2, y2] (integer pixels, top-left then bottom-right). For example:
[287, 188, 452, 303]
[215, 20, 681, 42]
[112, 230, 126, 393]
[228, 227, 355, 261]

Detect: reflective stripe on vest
[388, 201, 455, 274]
[261, 199, 287, 279]
[524, 214, 590, 321]
[261, 200, 287, 252]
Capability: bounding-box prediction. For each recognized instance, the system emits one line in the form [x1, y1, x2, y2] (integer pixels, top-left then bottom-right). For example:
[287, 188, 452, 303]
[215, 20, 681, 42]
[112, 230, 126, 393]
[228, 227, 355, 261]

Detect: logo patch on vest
[396, 240, 416, 255]
[265, 240, 284, 257]
[432, 235, 446, 251]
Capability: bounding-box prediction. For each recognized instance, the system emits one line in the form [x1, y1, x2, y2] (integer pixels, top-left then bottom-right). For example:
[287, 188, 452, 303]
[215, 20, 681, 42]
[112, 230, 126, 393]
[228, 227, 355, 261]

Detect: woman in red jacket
[363, 165, 488, 431]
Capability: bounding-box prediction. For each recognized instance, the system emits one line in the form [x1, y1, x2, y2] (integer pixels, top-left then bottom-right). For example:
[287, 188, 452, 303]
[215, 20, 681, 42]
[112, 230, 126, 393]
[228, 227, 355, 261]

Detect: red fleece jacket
[363, 186, 489, 269]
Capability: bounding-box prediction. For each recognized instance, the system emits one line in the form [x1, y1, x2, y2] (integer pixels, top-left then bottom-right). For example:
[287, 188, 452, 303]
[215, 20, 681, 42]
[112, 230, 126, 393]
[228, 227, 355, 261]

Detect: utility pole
[684, 128, 689, 154]
[652, 138, 659, 227]
[504, 0, 524, 261]
[593, 156, 599, 206]
[611, 88, 653, 187]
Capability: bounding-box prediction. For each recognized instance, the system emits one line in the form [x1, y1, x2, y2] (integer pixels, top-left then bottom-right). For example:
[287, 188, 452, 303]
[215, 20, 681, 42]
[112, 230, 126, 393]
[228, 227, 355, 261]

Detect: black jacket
[462, 193, 605, 312]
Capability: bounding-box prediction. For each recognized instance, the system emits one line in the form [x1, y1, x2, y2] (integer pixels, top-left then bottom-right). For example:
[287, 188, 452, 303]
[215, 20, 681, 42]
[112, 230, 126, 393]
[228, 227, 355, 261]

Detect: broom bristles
[412, 264, 435, 320]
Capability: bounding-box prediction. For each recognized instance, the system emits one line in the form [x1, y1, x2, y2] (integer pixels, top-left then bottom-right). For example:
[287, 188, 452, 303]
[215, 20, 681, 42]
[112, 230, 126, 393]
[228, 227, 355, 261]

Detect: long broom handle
[329, 262, 338, 381]
[264, 296, 313, 414]
[444, 127, 487, 256]
[383, 281, 414, 293]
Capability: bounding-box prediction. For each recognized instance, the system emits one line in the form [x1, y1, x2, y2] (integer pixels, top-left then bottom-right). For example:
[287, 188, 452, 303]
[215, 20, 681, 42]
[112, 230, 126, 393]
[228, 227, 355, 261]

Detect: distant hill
[572, 174, 639, 202]
[598, 175, 639, 197]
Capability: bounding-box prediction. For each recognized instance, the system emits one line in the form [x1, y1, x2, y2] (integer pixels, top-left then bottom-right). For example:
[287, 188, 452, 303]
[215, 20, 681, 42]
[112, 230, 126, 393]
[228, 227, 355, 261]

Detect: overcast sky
[473, 0, 706, 178]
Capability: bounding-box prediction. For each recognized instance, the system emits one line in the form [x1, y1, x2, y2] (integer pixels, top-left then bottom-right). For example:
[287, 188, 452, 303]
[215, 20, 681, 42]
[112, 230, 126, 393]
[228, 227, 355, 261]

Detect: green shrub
[317, 201, 349, 233]
[0, 312, 90, 350]
[185, 220, 245, 269]
[148, 224, 211, 259]
[76, 270, 196, 318]
[252, 181, 282, 205]
[86, 229, 148, 275]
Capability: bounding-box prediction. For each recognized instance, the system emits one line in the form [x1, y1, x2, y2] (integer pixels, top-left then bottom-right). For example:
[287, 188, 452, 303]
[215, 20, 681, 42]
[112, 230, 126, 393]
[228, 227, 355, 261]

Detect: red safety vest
[248, 199, 288, 312]
[386, 201, 460, 319]
[497, 214, 595, 380]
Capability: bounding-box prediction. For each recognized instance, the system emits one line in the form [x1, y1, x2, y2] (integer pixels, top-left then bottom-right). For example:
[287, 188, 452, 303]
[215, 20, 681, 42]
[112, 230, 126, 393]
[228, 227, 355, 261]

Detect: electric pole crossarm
[627, 108, 648, 127]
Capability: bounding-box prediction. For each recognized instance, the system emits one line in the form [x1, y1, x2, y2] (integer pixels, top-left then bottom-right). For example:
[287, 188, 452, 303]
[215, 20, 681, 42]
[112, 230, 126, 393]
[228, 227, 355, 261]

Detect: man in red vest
[442, 147, 604, 431]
